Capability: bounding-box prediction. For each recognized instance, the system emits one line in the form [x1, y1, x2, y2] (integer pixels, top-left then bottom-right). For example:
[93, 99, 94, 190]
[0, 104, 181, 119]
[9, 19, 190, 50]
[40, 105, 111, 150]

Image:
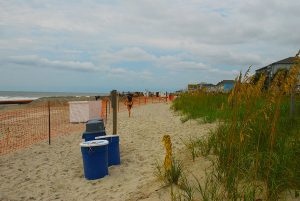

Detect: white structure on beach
[69, 101, 102, 123]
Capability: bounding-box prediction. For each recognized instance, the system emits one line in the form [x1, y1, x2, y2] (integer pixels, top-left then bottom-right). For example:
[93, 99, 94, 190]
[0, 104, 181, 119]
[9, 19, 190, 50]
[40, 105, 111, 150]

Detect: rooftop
[217, 80, 235, 85]
[256, 56, 300, 72]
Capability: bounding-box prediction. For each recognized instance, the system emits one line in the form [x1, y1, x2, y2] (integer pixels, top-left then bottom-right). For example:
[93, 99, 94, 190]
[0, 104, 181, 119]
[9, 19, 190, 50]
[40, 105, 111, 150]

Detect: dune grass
[171, 64, 300, 200]
[172, 92, 229, 123]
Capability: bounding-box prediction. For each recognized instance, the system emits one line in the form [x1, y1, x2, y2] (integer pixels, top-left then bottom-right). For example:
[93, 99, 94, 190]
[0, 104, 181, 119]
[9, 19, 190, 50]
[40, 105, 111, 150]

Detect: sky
[0, 0, 299, 93]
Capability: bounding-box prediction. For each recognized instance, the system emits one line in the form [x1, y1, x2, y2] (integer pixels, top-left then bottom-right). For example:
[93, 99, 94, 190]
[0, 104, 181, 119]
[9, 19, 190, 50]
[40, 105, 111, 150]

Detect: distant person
[125, 94, 133, 117]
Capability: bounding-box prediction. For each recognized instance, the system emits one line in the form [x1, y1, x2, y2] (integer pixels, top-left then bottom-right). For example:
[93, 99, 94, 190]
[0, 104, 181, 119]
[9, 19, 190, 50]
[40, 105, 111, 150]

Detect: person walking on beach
[125, 94, 133, 117]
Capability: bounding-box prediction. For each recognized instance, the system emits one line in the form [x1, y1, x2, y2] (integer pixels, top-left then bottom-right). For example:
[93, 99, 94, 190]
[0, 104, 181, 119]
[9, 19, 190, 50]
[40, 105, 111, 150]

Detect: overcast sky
[0, 0, 299, 92]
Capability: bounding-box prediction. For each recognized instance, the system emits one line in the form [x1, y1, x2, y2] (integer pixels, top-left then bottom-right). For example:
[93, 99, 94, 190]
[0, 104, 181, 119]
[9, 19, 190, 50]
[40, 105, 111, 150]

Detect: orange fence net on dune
[0, 101, 84, 155]
[116, 96, 170, 112]
[0, 96, 173, 155]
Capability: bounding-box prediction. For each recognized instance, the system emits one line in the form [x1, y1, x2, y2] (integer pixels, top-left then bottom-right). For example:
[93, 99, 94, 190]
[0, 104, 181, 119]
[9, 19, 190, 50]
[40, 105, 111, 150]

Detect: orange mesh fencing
[0, 102, 48, 155]
[101, 96, 170, 117]
[0, 96, 174, 155]
[48, 101, 84, 138]
[116, 96, 168, 113]
[0, 100, 84, 155]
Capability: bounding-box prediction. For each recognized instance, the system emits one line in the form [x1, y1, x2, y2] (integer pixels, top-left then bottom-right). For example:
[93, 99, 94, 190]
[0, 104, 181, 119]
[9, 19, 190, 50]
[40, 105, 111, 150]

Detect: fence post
[111, 90, 118, 135]
[105, 100, 108, 122]
[118, 96, 120, 112]
[108, 100, 110, 114]
[48, 101, 51, 145]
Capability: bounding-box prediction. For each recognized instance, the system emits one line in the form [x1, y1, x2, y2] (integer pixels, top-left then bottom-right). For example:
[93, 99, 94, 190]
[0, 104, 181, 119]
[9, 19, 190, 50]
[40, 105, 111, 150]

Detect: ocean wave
[0, 96, 39, 101]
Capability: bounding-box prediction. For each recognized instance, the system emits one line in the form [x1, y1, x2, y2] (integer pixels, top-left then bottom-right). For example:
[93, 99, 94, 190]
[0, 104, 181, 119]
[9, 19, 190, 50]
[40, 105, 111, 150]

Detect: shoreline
[0, 95, 109, 111]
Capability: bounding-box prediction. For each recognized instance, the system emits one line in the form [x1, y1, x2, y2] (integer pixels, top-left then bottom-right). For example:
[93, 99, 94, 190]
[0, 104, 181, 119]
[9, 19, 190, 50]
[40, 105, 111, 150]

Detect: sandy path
[0, 103, 215, 201]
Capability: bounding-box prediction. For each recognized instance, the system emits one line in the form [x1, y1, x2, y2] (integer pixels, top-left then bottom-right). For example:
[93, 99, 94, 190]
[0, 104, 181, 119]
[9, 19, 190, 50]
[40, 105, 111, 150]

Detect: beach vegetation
[156, 135, 183, 186]
[178, 175, 194, 201]
[171, 62, 300, 200]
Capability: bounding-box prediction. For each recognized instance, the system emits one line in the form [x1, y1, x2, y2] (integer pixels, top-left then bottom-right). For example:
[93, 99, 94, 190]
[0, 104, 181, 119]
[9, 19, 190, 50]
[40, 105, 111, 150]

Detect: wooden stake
[105, 100, 108, 122]
[111, 90, 117, 134]
[48, 101, 51, 145]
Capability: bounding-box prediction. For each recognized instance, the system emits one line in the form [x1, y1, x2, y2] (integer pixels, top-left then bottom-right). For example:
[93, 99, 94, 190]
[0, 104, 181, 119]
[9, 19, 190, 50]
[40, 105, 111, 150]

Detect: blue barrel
[86, 119, 105, 132]
[95, 135, 120, 166]
[82, 130, 106, 141]
[87, 118, 103, 122]
[80, 140, 109, 180]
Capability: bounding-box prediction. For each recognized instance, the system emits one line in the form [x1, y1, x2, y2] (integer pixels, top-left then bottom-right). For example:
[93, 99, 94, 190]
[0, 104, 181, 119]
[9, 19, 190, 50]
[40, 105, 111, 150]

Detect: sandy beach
[0, 102, 216, 201]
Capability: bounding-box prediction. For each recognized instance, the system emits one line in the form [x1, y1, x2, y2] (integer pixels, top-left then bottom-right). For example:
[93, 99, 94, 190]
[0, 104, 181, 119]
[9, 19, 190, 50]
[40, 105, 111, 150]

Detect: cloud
[109, 67, 127, 74]
[0, 0, 299, 91]
[158, 55, 207, 70]
[107, 67, 153, 81]
[4, 55, 99, 72]
[97, 47, 240, 80]
[99, 47, 156, 64]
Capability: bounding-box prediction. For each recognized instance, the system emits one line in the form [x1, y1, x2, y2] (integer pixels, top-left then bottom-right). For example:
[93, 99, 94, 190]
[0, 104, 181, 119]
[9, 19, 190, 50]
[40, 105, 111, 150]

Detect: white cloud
[5, 55, 99, 72]
[0, 0, 299, 91]
[97, 47, 240, 79]
[107, 67, 153, 81]
[158, 55, 207, 71]
[99, 47, 156, 64]
[109, 67, 127, 74]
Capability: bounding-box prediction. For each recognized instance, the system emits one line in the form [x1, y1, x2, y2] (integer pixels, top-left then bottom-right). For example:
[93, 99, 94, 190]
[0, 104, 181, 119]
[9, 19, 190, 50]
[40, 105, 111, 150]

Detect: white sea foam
[0, 91, 108, 101]
[0, 96, 39, 101]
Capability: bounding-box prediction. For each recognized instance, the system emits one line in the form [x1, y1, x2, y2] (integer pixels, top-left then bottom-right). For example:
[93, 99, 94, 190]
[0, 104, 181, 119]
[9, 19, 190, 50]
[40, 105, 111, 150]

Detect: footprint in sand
[137, 155, 145, 162]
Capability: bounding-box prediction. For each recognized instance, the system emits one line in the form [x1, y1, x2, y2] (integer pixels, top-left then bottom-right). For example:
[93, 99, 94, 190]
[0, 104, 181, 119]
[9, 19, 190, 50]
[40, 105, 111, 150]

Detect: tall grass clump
[173, 62, 300, 200]
[156, 135, 183, 185]
[172, 91, 229, 123]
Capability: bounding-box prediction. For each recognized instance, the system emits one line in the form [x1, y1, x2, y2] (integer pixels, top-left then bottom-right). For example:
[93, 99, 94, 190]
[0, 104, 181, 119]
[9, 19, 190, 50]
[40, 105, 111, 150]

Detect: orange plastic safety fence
[0, 102, 46, 155]
[0, 101, 84, 155]
[49, 102, 84, 138]
[0, 96, 174, 156]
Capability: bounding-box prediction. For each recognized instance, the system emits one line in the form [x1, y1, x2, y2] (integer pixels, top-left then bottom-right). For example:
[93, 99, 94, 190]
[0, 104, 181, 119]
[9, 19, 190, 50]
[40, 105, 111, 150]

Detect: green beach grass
[171, 66, 300, 200]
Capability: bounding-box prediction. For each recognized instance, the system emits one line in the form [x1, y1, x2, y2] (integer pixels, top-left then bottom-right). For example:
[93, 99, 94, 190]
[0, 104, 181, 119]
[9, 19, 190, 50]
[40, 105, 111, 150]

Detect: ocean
[0, 91, 109, 101]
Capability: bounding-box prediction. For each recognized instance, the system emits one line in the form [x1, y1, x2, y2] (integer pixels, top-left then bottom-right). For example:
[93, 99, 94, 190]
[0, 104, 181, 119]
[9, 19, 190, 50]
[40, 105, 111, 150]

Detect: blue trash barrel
[86, 119, 105, 132]
[82, 130, 106, 141]
[87, 118, 103, 122]
[80, 140, 109, 180]
[95, 135, 120, 166]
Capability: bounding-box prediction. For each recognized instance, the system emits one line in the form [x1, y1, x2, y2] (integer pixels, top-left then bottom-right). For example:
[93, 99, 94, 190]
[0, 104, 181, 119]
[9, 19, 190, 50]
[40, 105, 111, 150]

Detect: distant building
[216, 80, 235, 92]
[201, 83, 216, 92]
[187, 84, 200, 92]
[255, 52, 300, 90]
[188, 81, 234, 93]
[188, 82, 216, 92]
[187, 80, 230, 92]
[175, 89, 185, 95]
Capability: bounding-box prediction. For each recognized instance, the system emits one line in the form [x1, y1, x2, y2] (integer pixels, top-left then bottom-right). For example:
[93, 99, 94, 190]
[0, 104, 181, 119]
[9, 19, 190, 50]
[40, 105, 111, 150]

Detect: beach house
[216, 80, 235, 92]
[255, 51, 300, 90]
[188, 82, 216, 92]
[187, 84, 200, 92]
[201, 83, 216, 92]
